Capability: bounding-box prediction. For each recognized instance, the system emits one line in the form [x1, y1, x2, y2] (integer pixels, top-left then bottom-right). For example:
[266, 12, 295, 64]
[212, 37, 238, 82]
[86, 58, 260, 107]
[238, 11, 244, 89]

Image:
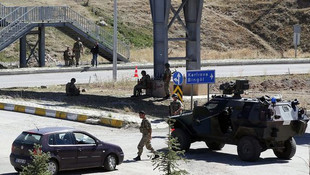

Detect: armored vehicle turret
[169, 80, 309, 161]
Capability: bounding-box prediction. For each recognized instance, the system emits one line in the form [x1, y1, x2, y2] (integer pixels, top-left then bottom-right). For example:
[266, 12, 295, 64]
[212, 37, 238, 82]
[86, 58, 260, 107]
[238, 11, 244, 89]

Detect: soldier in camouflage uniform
[72, 37, 84, 67]
[163, 63, 171, 99]
[170, 93, 183, 116]
[133, 111, 159, 161]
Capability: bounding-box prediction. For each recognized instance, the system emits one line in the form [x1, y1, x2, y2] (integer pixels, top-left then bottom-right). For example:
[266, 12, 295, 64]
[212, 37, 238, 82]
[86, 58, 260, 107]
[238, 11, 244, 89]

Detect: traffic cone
[134, 66, 139, 78]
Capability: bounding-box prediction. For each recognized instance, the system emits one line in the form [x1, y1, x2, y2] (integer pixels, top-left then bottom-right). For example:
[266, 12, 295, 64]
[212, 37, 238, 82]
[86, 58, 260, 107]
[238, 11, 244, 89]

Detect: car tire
[171, 128, 191, 151]
[205, 141, 225, 150]
[104, 154, 117, 171]
[273, 137, 296, 159]
[47, 159, 59, 175]
[237, 136, 261, 162]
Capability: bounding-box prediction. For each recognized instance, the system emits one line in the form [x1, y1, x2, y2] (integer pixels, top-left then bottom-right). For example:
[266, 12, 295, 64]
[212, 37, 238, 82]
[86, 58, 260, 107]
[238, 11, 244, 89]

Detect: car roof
[25, 127, 78, 135]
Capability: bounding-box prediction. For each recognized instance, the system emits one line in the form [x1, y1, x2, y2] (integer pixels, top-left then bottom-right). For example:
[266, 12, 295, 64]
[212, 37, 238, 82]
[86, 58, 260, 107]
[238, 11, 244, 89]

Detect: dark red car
[10, 127, 124, 175]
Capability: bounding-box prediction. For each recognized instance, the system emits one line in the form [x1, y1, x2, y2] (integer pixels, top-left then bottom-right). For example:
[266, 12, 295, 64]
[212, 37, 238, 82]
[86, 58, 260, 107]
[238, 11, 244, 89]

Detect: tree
[151, 119, 188, 175]
[21, 144, 51, 175]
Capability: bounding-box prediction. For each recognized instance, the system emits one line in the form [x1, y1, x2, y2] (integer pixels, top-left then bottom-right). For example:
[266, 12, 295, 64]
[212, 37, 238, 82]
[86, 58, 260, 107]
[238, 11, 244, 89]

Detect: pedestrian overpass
[0, 3, 130, 67]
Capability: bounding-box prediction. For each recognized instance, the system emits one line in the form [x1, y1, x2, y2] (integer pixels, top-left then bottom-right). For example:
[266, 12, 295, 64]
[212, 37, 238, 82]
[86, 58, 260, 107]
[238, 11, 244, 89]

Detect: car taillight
[171, 128, 175, 132]
[33, 147, 42, 155]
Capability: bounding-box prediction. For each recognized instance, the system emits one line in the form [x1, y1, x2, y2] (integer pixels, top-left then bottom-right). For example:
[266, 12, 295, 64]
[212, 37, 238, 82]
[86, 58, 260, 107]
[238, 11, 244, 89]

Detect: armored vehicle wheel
[273, 137, 296, 159]
[237, 136, 261, 161]
[171, 128, 191, 151]
[205, 141, 225, 150]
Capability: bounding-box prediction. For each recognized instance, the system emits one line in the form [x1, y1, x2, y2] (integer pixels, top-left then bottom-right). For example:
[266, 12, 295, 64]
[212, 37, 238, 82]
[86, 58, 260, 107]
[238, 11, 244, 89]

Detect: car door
[73, 132, 103, 168]
[48, 132, 78, 170]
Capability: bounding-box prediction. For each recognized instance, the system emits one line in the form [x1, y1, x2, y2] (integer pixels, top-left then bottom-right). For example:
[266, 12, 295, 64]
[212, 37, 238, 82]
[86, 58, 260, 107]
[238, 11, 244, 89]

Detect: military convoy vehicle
[170, 80, 309, 161]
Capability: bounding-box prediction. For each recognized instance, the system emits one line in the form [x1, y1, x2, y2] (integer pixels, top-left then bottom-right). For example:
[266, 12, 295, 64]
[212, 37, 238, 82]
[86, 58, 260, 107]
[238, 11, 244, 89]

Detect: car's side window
[50, 132, 74, 145]
[73, 132, 96, 144]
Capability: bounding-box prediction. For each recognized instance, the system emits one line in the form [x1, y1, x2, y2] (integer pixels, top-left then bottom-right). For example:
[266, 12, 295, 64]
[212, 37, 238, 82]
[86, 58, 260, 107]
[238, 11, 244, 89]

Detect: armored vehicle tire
[273, 137, 296, 159]
[205, 141, 225, 150]
[171, 128, 191, 151]
[237, 136, 261, 162]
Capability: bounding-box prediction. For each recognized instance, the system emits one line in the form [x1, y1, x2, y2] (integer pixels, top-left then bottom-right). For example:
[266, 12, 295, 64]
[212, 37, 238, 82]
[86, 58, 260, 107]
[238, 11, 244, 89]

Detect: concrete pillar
[149, 0, 170, 79]
[19, 35, 27, 68]
[38, 26, 45, 67]
[184, 0, 203, 70]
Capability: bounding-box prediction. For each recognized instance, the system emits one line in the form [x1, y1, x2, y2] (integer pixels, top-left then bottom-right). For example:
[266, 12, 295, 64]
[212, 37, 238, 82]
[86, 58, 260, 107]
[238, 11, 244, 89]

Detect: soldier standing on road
[72, 37, 84, 67]
[133, 111, 159, 161]
[163, 63, 171, 99]
[170, 93, 183, 116]
[91, 41, 99, 67]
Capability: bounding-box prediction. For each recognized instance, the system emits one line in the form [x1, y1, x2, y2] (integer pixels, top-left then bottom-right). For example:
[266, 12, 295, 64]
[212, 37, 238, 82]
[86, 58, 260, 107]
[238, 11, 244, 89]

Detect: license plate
[15, 158, 26, 164]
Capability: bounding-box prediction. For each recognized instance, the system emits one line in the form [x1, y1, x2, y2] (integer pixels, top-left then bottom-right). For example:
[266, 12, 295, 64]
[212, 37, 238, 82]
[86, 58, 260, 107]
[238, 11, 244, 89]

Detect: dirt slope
[1, 0, 310, 63]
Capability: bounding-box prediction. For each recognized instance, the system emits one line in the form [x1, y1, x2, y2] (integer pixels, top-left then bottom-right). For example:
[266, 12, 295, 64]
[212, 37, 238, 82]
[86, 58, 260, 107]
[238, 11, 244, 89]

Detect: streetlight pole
[113, 0, 118, 81]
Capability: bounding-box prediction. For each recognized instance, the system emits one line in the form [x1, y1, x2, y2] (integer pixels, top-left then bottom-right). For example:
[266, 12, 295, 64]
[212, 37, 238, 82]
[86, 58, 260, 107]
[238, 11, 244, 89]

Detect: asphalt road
[0, 110, 309, 175]
[0, 63, 309, 88]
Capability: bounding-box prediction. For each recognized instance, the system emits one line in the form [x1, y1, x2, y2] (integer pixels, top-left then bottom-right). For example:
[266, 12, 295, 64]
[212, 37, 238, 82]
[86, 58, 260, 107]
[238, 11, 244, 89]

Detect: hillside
[1, 0, 310, 65]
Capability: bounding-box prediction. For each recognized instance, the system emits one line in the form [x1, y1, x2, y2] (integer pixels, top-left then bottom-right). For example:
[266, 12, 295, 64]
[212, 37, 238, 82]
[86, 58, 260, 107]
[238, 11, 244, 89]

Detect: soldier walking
[163, 63, 171, 99]
[170, 93, 183, 116]
[72, 37, 84, 67]
[133, 111, 159, 161]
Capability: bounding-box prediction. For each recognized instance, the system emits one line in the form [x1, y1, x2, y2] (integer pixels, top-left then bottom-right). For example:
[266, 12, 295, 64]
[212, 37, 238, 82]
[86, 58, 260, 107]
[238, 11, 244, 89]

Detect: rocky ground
[0, 74, 309, 120]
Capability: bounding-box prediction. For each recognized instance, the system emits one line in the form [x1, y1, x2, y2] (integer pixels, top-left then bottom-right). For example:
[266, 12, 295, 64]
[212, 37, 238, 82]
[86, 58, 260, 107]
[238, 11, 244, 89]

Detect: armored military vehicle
[170, 80, 309, 161]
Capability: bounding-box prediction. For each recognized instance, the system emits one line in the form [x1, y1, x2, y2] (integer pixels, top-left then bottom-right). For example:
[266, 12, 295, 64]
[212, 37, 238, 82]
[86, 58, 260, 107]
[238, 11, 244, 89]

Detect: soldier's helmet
[139, 110, 145, 115]
[165, 63, 170, 68]
[141, 70, 146, 75]
[172, 93, 178, 98]
[71, 78, 76, 83]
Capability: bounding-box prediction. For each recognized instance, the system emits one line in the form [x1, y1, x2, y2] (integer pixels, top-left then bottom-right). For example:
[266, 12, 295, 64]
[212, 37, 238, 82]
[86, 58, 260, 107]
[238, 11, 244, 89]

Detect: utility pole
[113, 0, 118, 81]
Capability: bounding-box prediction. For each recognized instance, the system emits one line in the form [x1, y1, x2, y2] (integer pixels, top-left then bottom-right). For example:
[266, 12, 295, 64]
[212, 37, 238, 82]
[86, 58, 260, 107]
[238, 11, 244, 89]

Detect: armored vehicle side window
[241, 103, 254, 119]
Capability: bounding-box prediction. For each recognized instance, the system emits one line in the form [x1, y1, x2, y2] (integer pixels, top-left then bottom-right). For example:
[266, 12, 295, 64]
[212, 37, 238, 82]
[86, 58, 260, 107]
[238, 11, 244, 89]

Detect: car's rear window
[15, 132, 42, 144]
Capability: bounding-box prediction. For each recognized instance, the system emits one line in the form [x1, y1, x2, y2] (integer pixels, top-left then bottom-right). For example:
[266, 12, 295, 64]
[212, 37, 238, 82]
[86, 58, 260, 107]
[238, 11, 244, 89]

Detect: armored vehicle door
[192, 100, 227, 137]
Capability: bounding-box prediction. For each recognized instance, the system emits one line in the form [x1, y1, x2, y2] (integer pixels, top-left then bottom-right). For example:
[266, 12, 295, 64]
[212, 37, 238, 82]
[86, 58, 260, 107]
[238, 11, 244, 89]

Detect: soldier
[66, 78, 80, 96]
[63, 47, 72, 66]
[72, 37, 84, 67]
[131, 70, 150, 97]
[133, 111, 159, 161]
[163, 63, 171, 99]
[170, 93, 183, 116]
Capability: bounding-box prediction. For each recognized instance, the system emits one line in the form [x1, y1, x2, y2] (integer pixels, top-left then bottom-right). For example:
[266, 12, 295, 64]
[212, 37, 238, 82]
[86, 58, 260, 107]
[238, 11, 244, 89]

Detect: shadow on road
[0, 90, 170, 118]
[185, 148, 289, 166]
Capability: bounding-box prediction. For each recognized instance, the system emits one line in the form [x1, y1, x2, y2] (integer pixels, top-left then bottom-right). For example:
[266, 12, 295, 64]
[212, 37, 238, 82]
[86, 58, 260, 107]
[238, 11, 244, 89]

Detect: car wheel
[273, 137, 296, 159]
[237, 136, 261, 162]
[205, 141, 225, 150]
[171, 128, 191, 151]
[47, 159, 59, 175]
[104, 154, 117, 171]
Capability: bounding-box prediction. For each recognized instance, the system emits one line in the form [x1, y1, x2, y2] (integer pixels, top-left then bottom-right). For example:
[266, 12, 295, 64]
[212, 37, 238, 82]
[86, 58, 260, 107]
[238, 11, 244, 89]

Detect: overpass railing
[0, 3, 130, 59]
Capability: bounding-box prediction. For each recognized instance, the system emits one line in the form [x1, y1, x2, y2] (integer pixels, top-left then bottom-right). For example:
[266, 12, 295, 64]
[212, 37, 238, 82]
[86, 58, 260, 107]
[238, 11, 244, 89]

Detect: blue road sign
[173, 71, 183, 85]
[186, 70, 215, 84]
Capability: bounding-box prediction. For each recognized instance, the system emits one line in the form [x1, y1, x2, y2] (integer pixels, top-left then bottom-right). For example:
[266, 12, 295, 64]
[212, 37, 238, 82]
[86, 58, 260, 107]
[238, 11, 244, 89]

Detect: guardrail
[0, 3, 130, 59]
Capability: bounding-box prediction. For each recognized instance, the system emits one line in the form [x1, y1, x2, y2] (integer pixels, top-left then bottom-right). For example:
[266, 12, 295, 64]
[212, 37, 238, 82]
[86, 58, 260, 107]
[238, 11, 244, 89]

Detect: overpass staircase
[0, 3, 130, 64]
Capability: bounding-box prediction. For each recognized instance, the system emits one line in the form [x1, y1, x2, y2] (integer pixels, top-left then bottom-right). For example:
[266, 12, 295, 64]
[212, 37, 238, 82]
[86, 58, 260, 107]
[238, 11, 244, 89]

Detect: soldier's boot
[133, 155, 141, 161]
[152, 154, 159, 160]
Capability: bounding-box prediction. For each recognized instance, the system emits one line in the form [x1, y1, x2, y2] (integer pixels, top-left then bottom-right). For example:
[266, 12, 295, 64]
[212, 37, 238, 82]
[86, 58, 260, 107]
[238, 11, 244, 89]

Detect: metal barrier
[0, 3, 130, 59]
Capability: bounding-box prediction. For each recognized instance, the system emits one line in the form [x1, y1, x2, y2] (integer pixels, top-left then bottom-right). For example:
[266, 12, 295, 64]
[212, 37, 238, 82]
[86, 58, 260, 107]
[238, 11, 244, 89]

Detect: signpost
[293, 24, 301, 58]
[173, 71, 184, 101]
[186, 70, 215, 109]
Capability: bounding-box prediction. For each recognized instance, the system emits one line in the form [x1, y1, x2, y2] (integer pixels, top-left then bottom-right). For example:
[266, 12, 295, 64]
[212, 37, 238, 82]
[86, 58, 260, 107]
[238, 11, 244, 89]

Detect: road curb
[0, 102, 124, 128]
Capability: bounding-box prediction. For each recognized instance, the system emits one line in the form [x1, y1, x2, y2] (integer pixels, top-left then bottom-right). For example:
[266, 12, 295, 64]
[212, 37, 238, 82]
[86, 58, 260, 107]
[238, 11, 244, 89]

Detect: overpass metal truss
[150, 0, 203, 79]
[0, 3, 130, 67]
